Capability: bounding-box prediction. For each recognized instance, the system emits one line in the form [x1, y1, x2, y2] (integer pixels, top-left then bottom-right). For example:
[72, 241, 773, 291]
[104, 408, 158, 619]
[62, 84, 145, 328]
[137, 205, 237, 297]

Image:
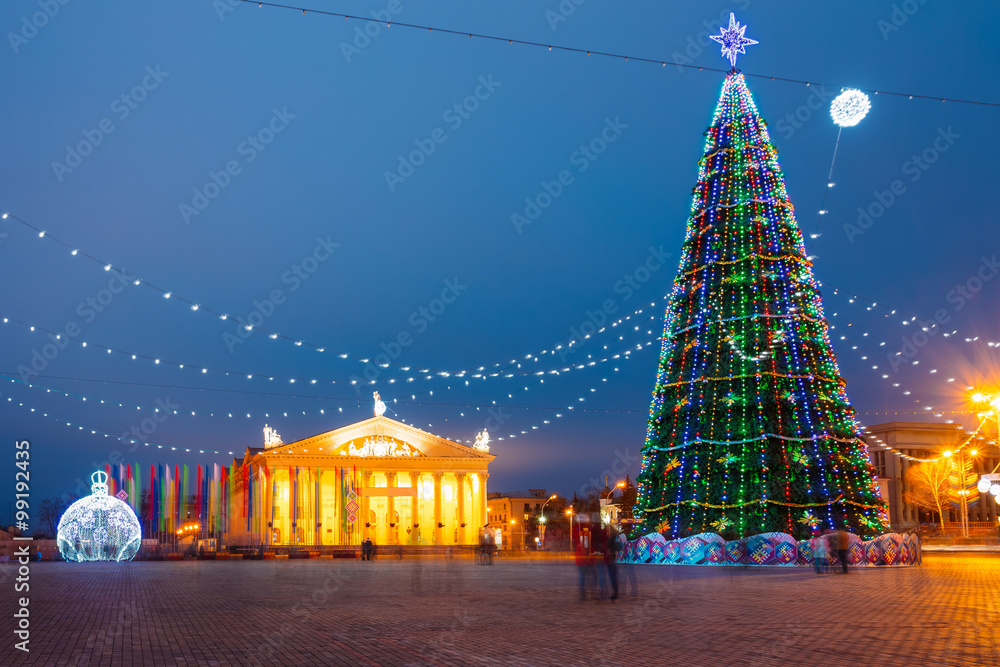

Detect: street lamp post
[565, 509, 574, 551]
[537, 494, 557, 548]
[972, 392, 1000, 436]
[510, 519, 523, 551]
[944, 449, 975, 539]
[970, 391, 1000, 530]
[603, 482, 625, 526]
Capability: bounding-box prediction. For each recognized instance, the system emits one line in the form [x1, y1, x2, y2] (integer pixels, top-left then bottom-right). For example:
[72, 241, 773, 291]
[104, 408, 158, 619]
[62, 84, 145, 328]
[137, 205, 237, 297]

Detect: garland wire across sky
[2, 8, 995, 463]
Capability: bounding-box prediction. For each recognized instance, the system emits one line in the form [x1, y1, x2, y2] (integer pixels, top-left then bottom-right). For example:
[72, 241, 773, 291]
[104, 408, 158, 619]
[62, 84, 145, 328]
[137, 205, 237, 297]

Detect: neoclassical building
[226, 414, 494, 547]
[865, 421, 1000, 528]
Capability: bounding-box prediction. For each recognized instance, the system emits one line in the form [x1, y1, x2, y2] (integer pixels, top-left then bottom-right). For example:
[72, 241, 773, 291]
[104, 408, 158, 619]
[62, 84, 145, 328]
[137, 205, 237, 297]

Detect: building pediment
[332, 434, 423, 458]
[254, 416, 494, 463]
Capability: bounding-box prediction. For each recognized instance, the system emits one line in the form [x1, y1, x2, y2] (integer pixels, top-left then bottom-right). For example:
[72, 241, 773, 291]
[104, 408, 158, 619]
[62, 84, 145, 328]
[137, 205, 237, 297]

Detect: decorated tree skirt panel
[624, 531, 919, 567]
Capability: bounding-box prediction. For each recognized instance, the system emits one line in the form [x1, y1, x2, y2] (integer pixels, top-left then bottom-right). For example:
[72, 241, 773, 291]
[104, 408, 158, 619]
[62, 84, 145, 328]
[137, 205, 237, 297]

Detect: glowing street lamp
[969, 391, 1000, 513]
[971, 391, 1000, 434]
[566, 509, 575, 550]
[605, 481, 625, 504]
[537, 494, 557, 548]
[538, 494, 558, 524]
[978, 474, 1000, 497]
[603, 481, 626, 526]
[510, 519, 523, 551]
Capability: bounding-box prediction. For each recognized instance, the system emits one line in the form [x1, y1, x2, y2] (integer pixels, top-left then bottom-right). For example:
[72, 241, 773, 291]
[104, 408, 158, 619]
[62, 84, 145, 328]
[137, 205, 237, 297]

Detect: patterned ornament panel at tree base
[624, 531, 920, 567]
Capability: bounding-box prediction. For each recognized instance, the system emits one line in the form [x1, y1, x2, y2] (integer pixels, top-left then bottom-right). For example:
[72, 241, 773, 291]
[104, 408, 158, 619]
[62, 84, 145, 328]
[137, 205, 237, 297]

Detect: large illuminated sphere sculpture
[830, 89, 871, 127]
[57, 471, 142, 562]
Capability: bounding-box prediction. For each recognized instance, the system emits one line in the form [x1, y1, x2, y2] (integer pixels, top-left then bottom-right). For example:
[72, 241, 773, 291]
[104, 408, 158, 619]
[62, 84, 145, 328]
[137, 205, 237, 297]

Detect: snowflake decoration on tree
[798, 511, 819, 526]
[790, 449, 810, 466]
[717, 453, 739, 466]
[711, 516, 733, 531]
[722, 391, 739, 406]
[709, 13, 759, 68]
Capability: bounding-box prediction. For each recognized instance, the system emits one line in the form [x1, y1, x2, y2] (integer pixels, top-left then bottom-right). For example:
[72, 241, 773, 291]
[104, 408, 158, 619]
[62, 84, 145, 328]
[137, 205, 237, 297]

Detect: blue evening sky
[1, 0, 998, 512]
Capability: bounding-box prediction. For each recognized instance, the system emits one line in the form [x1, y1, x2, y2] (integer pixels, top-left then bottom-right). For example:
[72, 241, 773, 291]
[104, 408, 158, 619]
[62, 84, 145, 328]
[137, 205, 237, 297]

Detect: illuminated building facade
[227, 415, 494, 547]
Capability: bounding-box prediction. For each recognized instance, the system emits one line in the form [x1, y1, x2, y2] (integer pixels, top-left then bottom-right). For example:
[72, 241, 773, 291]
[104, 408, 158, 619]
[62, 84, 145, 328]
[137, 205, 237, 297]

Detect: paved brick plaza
[3, 553, 999, 666]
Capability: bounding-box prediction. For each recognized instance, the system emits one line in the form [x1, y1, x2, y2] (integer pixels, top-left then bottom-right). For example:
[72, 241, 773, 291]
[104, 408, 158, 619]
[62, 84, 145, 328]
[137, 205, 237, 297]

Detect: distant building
[599, 483, 622, 526]
[864, 421, 1000, 529]
[486, 489, 560, 549]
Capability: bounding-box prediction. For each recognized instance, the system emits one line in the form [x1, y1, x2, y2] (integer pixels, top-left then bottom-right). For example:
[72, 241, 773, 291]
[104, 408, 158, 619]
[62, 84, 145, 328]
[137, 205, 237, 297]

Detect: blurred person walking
[605, 525, 621, 601]
[810, 529, 827, 574]
[834, 528, 850, 574]
[593, 523, 609, 600]
[575, 533, 597, 601]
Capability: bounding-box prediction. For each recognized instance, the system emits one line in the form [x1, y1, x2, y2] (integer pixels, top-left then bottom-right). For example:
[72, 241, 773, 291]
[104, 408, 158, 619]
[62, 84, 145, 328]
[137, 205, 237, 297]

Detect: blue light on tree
[57, 471, 142, 562]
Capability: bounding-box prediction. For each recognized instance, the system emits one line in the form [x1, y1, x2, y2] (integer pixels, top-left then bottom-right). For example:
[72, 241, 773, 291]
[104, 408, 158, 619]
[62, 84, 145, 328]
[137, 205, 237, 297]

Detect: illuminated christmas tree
[634, 15, 888, 540]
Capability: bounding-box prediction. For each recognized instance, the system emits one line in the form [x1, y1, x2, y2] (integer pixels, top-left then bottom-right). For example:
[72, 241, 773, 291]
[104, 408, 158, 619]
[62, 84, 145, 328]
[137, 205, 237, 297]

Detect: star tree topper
[710, 13, 758, 68]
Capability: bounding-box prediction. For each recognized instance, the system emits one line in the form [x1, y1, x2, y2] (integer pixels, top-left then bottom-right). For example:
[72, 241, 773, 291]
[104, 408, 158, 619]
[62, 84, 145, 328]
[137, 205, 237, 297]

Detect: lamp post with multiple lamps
[942, 448, 977, 539]
[176, 523, 200, 555]
[972, 392, 1000, 522]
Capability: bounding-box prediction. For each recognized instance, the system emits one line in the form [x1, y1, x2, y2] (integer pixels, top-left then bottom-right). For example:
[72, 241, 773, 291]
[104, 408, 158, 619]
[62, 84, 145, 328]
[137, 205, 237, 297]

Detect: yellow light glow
[971, 450, 979, 456]
[973, 393, 986, 403]
[943, 450, 953, 457]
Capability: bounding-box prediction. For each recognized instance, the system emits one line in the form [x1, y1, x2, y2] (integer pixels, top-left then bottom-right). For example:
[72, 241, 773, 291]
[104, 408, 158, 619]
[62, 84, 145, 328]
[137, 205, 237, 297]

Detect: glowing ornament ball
[57, 471, 142, 562]
[830, 89, 871, 127]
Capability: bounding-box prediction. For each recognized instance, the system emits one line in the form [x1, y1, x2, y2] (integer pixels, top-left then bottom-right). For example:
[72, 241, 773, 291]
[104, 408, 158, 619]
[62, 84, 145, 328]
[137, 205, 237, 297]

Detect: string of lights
[1, 393, 238, 456]
[0, 209, 668, 375]
[0, 310, 656, 385]
[825, 282, 999, 350]
[821, 317, 1000, 463]
[0, 330, 648, 453]
[1, 370, 646, 422]
[860, 410, 984, 416]
[827, 309, 978, 418]
[863, 416, 992, 463]
[230, 0, 998, 107]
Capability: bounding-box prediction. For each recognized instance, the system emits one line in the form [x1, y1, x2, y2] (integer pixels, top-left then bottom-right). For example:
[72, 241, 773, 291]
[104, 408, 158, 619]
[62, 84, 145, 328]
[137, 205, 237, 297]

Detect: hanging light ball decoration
[830, 89, 871, 127]
[57, 471, 142, 562]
